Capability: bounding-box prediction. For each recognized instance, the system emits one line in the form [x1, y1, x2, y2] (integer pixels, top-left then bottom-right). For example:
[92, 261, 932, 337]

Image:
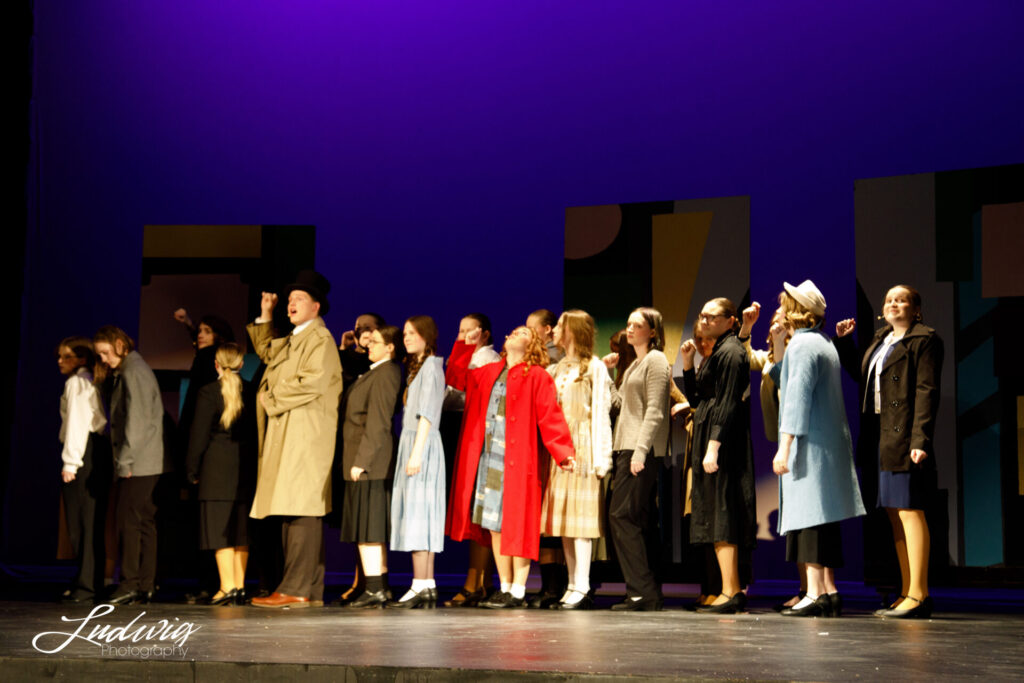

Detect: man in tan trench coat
[248, 270, 342, 608]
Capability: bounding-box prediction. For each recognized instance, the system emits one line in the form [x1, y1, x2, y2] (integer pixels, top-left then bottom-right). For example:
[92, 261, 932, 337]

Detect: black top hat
[285, 270, 331, 316]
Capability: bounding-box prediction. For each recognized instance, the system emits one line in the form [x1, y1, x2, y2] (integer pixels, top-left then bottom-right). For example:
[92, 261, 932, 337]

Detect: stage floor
[2, 598, 1022, 681]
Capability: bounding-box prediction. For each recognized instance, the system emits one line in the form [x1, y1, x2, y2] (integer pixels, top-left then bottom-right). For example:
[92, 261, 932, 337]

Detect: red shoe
[250, 592, 310, 609]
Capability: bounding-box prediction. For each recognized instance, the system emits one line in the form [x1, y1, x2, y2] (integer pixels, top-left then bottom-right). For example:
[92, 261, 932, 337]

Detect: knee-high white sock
[574, 538, 593, 594]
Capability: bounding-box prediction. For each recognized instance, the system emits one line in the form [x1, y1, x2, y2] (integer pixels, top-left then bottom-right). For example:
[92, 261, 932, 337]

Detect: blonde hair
[780, 292, 822, 330]
[216, 343, 245, 429]
[559, 310, 595, 383]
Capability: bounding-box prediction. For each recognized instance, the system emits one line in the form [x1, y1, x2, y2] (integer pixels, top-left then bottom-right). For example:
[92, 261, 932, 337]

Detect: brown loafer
[251, 592, 310, 609]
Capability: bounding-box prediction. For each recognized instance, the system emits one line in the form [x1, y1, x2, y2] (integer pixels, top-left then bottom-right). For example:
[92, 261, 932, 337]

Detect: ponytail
[215, 343, 245, 429]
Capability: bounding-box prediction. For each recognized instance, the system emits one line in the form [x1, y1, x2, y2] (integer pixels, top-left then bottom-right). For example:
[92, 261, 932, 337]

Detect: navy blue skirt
[877, 451, 936, 510]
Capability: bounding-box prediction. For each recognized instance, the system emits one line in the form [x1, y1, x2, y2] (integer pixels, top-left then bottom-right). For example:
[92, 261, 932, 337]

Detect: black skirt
[340, 479, 390, 544]
[199, 500, 249, 550]
[786, 522, 843, 568]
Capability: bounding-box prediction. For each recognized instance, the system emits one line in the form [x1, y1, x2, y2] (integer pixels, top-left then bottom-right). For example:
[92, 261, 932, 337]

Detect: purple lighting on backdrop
[14, 1, 1024, 582]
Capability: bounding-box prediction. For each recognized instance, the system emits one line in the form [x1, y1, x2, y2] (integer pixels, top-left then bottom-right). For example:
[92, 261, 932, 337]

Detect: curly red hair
[502, 326, 549, 376]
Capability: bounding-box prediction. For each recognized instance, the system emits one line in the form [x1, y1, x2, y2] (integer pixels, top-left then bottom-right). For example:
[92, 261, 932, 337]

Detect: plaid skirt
[541, 418, 603, 539]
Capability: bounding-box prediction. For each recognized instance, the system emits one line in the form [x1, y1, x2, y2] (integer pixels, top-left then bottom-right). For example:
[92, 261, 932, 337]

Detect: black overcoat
[185, 380, 257, 501]
[834, 322, 943, 472]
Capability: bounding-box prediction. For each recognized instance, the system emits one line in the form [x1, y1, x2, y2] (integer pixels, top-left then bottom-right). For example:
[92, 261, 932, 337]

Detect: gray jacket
[610, 350, 672, 466]
[110, 351, 167, 477]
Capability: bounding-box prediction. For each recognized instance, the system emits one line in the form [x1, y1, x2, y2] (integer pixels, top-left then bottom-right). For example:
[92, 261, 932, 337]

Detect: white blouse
[59, 368, 107, 474]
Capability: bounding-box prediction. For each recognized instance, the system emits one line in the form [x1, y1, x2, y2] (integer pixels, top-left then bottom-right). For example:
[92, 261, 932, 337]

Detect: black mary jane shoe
[347, 589, 389, 609]
[480, 591, 526, 609]
[879, 595, 932, 619]
[773, 591, 805, 613]
[387, 587, 437, 609]
[208, 588, 239, 606]
[698, 592, 748, 615]
[780, 594, 829, 617]
[556, 591, 594, 611]
[874, 595, 906, 616]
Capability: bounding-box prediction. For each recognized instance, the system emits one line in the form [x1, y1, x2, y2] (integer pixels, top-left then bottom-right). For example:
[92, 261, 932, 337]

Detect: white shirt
[369, 358, 390, 371]
[59, 368, 107, 474]
[868, 332, 901, 414]
[292, 319, 314, 336]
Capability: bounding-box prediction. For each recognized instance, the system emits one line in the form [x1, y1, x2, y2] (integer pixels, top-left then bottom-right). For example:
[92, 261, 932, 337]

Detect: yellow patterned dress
[540, 357, 613, 539]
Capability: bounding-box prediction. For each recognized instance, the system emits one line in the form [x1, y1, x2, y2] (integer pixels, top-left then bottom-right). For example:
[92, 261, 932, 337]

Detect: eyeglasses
[699, 313, 727, 323]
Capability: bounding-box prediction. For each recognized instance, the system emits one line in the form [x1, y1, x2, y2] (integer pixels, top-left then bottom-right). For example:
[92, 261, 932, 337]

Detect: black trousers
[277, 516, 325, 601]
[117, 474, 160, 592]
[786, 522, 844, 568]
[250, 516, 284, 593]
[61, 433, 112, 595]
[608, 450, 660, 599]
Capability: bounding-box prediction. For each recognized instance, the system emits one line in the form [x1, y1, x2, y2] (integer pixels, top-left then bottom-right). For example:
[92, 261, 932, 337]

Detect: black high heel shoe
[874, 595, 905, 616]
[880, 595, 932, 619]
[698, 592, 747, 614]
[208, 588, 239, 606]
[387, 587, 437, 609]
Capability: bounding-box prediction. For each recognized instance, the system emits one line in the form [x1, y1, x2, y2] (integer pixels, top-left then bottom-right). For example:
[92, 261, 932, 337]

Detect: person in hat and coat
[247, 270, 343, 608]
[767, 280, 865, 618]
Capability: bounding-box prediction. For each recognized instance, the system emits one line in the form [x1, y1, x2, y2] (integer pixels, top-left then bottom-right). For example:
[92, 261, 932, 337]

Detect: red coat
[444, 341, 574, 560]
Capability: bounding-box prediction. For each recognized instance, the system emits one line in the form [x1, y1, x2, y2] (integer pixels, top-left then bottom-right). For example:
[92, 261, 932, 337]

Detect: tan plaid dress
[540, 358, 613, 539]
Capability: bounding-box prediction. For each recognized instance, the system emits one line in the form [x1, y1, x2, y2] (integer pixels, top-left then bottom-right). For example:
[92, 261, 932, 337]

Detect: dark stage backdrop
[10, 2, 1024, 583]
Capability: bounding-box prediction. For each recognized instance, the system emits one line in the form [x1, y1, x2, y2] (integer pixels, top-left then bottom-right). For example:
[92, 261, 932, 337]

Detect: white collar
[292, 319, 315, 336]
[370, 358, 390, 371]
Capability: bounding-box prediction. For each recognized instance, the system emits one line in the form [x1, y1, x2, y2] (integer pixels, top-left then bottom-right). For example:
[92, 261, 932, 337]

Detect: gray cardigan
[110, 351, 167, 478]
[611, 349, 672, 465]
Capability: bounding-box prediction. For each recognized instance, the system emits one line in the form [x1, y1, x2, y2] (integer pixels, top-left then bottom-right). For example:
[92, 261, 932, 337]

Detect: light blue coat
[772, 327, 865, 534]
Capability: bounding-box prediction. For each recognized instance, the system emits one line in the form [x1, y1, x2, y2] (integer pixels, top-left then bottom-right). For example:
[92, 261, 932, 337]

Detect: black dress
[682, 332, 756, 549]
[186, 380, 257, 549]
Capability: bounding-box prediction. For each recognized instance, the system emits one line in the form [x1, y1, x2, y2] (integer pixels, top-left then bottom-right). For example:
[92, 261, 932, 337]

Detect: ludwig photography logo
[32, 604, 202, 659]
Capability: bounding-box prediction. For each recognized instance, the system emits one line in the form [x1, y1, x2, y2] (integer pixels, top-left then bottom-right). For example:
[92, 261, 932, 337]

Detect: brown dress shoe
[251, 592, 310, 609]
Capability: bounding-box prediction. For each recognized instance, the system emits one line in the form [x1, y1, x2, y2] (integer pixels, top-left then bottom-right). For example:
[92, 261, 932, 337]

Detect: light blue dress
[774, 326, 866, 535]
[391, 356, 447, 552]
